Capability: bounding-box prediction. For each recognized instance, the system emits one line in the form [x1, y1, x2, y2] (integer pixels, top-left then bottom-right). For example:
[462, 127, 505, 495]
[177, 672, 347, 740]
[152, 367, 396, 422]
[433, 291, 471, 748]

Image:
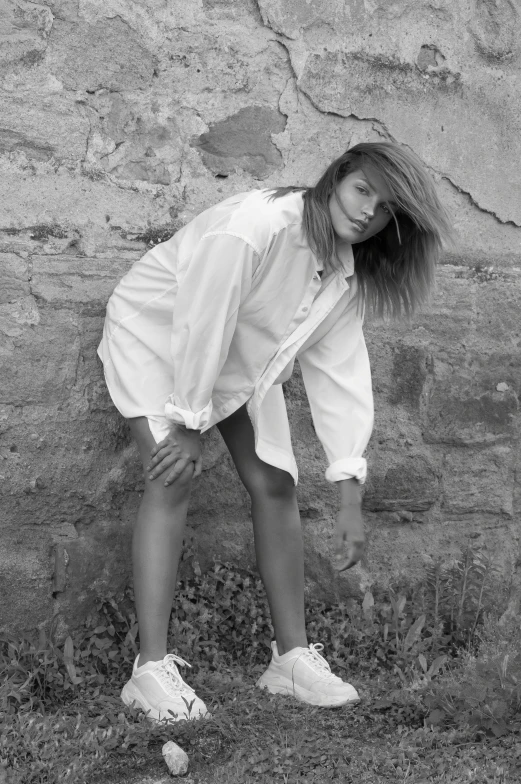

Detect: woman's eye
[382, 204, 391, 214]
[356, 186, 367, 194]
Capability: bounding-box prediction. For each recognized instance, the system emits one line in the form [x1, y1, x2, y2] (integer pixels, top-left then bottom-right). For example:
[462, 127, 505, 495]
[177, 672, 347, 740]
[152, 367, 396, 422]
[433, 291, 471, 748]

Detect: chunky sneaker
[256, 642, 360, 707]
[121, 653, 208, 722]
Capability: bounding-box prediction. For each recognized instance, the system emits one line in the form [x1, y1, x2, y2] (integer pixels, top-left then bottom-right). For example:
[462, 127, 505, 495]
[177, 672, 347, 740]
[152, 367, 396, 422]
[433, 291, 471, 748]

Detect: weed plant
[1, 544, 518, 783]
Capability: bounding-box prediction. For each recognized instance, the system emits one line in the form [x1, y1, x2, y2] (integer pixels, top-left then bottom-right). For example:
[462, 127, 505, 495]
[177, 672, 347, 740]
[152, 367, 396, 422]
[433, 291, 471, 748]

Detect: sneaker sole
[121, 681, 207, 723]
[255, 673, 360, 708]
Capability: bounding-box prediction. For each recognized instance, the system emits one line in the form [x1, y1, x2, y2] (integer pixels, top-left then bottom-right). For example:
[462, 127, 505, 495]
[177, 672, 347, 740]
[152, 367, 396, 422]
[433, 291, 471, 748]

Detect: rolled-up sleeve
[165, 232, 257, 430]
[297, 288, 374, 483]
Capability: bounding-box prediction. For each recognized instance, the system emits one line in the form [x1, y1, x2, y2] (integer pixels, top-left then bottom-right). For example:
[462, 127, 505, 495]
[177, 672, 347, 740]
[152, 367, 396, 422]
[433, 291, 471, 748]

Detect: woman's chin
[337, 230, 365, 245]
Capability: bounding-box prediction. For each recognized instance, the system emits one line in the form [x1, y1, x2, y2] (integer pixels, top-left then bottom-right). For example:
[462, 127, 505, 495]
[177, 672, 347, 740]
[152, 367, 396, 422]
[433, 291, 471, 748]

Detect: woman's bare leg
[128, 417, 194, 666]
[217, 406, 308, 655]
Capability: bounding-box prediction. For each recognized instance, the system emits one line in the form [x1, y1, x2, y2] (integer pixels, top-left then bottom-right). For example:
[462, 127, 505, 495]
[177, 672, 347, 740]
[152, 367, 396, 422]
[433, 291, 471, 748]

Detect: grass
[1, 545, 520, 783]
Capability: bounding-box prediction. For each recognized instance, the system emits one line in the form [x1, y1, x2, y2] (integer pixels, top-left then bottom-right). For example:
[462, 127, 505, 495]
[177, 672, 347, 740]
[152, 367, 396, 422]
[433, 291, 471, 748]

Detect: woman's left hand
[334, 479, 365, 571]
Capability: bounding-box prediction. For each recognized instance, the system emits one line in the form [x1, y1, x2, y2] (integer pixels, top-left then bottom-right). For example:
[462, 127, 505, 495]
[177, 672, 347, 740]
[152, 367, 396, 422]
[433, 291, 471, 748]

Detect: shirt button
[222, 406, 228, 413]
[302, 307, 308, 313]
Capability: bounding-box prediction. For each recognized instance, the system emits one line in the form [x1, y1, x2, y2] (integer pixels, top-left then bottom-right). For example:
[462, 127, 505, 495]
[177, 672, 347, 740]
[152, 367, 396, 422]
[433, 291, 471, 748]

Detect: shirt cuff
[325, 457, 367, 485]
[164, 397, 213, 431]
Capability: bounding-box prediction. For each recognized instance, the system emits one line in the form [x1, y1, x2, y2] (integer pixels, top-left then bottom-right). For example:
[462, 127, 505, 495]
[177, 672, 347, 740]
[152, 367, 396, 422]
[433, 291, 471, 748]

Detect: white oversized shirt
[97, 189, 374, 485]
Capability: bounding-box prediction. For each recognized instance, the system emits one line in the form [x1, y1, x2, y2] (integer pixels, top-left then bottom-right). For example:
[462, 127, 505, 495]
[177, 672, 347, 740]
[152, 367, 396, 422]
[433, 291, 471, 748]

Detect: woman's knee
[244, 464, 295, 502]
[143, 461, 194, 506]
[216, 406, 295, 502]
[127, 417, 194, 503]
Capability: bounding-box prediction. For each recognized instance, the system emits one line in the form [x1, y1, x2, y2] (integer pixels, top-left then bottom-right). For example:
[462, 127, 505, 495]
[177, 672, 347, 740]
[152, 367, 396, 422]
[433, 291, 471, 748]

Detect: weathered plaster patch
[442, 175, 521, 229]
[0, 94, 89, 162]
[46, 18, 157, 92]
[257, 0, 344, 39]
[470, 0, 519, 61]
[192, 105, 287, 178]
[0, 0, 54, 70]
[298, 51, 521, 225]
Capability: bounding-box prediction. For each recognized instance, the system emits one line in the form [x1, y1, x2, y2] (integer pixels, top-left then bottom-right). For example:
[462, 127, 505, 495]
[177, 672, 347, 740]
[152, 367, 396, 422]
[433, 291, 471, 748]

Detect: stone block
[443, 446, 514, 516]
[364, 453, 440, 512]
[405, 271, 477, 345]
[388, 343, 430, 409]
[54, 518, 133, 624]
[0, 168, 165, 235]
[475, 275, 521, 350]
[31, 256, 131, 313]
[0, 523, 54, 633]
[422, 378, 519, 446]
[461, 350, 521, 403]
[0, 308, 80, 405]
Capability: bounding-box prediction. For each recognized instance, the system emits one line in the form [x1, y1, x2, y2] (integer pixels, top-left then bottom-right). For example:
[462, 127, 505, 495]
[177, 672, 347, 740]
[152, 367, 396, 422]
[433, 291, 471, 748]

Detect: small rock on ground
[162, 740, 190, 776]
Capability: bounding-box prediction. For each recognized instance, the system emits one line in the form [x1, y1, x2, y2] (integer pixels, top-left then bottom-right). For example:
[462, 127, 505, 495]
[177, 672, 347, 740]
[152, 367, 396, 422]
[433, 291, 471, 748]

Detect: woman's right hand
[146, 425, 202, 486]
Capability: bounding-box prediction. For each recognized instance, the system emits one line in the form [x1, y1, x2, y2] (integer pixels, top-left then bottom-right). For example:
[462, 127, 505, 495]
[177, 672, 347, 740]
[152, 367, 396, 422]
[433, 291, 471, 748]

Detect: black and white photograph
[1, 1, 520, 782]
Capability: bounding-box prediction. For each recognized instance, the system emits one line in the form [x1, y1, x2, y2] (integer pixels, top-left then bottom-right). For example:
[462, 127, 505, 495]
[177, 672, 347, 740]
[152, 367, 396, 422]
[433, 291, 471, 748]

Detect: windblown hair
[269, 142, 454, 320]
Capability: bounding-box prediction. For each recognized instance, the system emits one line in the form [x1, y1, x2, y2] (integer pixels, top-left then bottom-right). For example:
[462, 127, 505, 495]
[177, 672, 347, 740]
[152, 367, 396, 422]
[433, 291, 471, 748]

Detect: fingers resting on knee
[144, 460, 194, 499]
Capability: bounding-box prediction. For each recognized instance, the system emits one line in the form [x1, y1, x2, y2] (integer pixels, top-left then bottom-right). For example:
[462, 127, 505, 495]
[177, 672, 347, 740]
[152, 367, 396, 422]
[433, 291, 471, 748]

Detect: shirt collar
[313, 244, 355, 279]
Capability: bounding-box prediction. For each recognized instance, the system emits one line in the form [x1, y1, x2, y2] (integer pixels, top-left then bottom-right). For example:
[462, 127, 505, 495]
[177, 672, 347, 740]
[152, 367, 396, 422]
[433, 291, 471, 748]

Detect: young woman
[97, 141, 452, 721]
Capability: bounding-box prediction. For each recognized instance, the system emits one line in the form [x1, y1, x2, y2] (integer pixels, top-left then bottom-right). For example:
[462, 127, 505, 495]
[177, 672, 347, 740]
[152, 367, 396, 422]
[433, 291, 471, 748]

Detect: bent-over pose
[98, 142, 452, 720]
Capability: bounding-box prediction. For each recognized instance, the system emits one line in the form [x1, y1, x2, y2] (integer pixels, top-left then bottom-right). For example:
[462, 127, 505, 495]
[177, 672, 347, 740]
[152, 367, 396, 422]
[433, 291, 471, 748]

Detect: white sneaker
[121, 653, 208, 722]
[256, 642, 360, 707]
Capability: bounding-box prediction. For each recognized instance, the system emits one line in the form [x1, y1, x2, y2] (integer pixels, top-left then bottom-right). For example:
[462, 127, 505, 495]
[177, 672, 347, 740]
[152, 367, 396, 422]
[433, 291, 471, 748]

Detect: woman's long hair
[269, 142, 454, 319]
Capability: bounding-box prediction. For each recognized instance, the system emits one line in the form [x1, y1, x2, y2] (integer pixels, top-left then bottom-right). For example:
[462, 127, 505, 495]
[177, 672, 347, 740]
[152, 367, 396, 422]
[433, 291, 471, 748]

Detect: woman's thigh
[127, 416, 193, 504]
[216, 406, 295, 500]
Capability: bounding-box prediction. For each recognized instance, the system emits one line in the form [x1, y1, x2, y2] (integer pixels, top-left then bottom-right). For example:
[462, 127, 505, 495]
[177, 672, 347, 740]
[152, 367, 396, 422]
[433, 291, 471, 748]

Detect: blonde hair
[270, 142, 454, 320]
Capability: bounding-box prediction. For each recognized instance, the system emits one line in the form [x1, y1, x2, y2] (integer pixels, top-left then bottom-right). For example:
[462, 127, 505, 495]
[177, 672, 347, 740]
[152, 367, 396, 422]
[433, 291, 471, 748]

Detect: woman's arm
[336, 477, 365, 570]
[298, 285, 373, 569]
[165, 232, 258, 431]
[147, 232, 257, 485]
[297, 286, 374, 484]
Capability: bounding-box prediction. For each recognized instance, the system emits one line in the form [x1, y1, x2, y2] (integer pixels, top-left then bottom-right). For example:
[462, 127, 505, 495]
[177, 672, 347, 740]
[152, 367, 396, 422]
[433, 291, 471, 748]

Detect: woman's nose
[362, 196, 379, 219]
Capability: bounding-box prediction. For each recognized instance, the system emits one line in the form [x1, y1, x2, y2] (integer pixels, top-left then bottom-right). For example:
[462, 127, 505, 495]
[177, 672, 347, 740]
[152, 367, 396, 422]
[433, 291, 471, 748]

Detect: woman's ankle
[137, 651, 167, 668]
[275, 636, 308, 656]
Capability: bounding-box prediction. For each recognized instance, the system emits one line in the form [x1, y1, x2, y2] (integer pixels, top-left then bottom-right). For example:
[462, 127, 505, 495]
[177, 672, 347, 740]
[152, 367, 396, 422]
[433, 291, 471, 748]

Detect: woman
[97, 141, 452, 721]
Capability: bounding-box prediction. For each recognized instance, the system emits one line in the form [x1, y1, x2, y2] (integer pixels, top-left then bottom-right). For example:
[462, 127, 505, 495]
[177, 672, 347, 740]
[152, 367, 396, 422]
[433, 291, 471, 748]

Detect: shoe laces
[298, 643, 339, 682]
[155, 653, 195, 696]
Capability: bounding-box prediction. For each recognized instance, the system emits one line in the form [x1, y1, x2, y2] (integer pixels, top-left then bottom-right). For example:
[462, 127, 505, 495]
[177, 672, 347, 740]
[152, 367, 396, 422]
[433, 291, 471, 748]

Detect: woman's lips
[349, 218, 368, 232]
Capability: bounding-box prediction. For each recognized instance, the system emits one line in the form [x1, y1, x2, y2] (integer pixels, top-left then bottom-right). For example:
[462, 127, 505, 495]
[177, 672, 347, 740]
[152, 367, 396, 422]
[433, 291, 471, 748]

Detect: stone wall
[1, 0, 520, 634]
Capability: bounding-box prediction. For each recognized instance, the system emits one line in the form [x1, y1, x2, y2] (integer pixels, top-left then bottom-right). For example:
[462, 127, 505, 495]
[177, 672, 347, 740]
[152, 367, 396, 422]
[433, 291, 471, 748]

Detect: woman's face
[328, 166, 397, 245]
